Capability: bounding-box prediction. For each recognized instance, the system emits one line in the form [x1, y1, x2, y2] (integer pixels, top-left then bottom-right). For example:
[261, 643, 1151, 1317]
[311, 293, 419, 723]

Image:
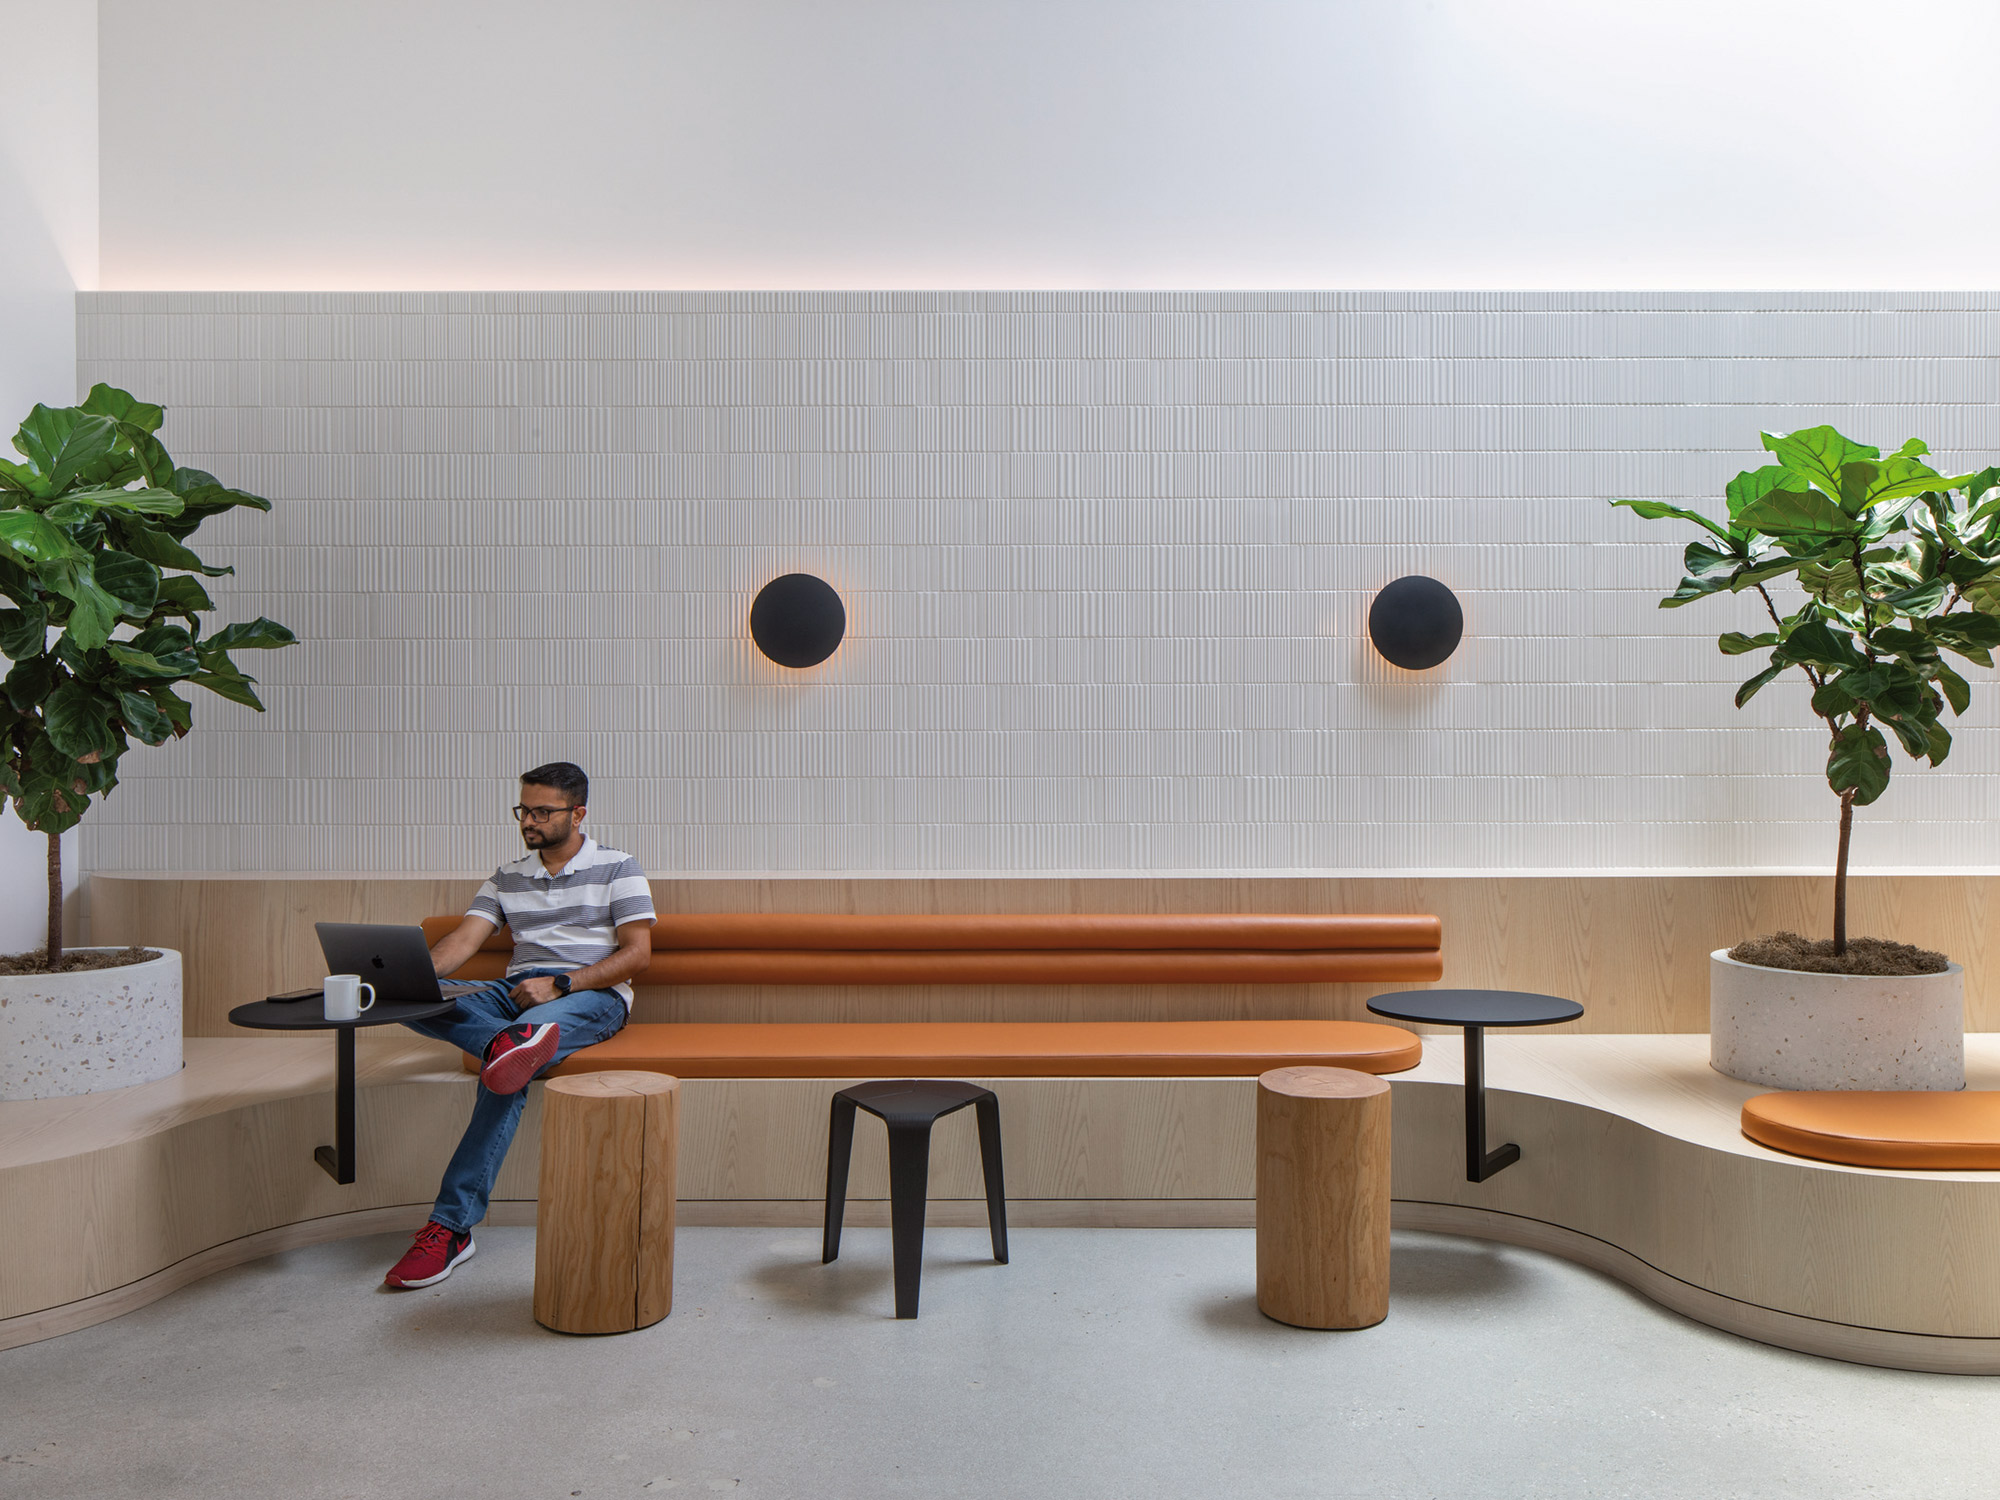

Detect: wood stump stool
[534, 1070, 679, 1335]
[1256, 1065, 1390, 1330]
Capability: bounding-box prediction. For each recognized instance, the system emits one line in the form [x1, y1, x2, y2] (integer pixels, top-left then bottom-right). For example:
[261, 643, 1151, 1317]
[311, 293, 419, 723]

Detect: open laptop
[316, 922, 489, 1005]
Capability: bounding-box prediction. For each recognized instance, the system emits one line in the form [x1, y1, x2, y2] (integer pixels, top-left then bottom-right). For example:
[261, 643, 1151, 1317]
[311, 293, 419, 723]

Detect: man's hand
[508, 974, 563, 1008]
[431, 914, 498, 978]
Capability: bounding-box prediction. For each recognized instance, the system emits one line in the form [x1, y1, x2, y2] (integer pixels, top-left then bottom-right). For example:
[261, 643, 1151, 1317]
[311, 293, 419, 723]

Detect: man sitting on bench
[381, 761, 656, 1290]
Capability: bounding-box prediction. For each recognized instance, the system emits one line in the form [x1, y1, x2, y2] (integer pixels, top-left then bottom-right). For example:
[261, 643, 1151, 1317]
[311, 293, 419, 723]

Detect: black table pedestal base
[230, 992, 456, 1186]
[1463, 1024, 1519, 1183]
[317, 1026, 358, 1184]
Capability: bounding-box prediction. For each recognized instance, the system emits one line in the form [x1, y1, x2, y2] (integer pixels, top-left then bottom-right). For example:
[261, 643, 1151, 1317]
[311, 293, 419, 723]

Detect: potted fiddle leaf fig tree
[0, 384, 295, 1099]
[1615, 425, 2000, 1091]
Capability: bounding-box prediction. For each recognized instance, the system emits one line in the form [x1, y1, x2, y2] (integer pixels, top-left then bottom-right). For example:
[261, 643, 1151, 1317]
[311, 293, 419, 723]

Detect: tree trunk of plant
[45, 830, 62, 970]
[1832, 790, 1856, 957]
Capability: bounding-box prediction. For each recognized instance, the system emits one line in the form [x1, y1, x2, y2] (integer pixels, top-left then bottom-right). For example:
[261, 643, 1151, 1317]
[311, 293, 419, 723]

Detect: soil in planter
[1728, 931, 1949, 977]
[0, 946, 161, 976]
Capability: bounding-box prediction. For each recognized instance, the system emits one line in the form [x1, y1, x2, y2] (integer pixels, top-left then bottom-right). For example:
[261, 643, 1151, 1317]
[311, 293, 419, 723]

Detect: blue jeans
[403, 970, 629, 1233]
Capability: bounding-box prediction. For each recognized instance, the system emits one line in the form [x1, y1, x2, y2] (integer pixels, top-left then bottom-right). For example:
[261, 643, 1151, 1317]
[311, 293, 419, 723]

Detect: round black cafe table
[1366, 989, 1584, 1183]
[230, 995, 458, 1185]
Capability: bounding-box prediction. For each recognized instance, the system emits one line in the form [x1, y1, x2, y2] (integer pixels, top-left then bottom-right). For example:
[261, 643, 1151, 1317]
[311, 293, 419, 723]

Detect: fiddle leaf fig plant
[0, 384, 296, 968]
[1614, 426, 2000, 956]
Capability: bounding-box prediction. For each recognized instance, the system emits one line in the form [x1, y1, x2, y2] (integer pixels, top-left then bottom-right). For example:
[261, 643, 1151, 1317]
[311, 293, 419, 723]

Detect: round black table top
[1366, 989, 1584, 1028]
[229, 995, 458, 1031]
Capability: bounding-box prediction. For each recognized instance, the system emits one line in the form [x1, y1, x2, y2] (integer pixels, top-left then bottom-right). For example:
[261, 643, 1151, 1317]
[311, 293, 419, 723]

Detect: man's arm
[430, 914, 498, 977]
[507, 919, 655, 1007]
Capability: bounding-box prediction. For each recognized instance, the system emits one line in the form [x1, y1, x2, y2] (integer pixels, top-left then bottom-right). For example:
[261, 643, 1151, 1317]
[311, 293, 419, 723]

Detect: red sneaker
[384, 1221, 475, 1289]
[480, 1021, 560, 1095]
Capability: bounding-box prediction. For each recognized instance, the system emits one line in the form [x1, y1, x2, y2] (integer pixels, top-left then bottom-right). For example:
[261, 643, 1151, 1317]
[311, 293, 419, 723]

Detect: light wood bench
[421, 913, 1440, 1078]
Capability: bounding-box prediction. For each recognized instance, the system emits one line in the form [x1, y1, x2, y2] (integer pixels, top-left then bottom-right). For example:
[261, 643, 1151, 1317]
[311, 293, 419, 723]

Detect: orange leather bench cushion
[1741, 1091, 2000, 1170]
[419, 912, 1445, 987]
[461, 1018, 1424, 1079]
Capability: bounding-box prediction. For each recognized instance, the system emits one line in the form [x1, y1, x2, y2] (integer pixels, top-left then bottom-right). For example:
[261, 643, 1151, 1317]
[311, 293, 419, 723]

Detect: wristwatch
[553, 973, 572, 996]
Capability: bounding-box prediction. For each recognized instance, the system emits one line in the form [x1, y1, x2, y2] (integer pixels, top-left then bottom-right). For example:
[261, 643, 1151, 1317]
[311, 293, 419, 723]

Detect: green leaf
[4, 656, 52, 714]
[1811, 680, 1854, 716]
[154, 575, 215, 618]
[1878, 707, 1934, 759]
[118, 428, 176, 489]
[148, 684, 193, 737]
[130, 622, 194, 656]
[205, 617, 295, 651]
[78, 384, 163, 434]
[1763, 427, 1880, 500]
[1927, 613, 2000, 666]
[43, 679, 121, 762]
[1797, 559, 1863, 614]
[39, 559, 122, 650]
[1857, 453, 1954, 512]
[1880, 576, 1949, 616]
[44, 486, 185, 520]
[118, 520, 230, 575]
[0, 509, 84, 564]
[1735, 485, 1856, 537]
[1683, 541, 1745, 579]
[1926, 719, 1954, 765]
[1735, 661, 1789, 708]
[105, 642, 193, 678]
[12, 407, 122, 493]
[1610, 497, 1735, 543]
[1718, 631, 1775, 656]
[1827, 723, 1892, 805]
[1731, 554, 1812, 590]
[1937, 663, 1972, 715]
[0, 456, 42, 494]
[11, 766, 88, 833]
[1831, 665, 1892, 704]
[187, 670, 265, 710]
[1937, 612, 2000, 644]
[115, 689, 175, 745]
[171, 468, 271, 514]
[92, 551, 159, 619]
[1778, 619, 1863, 671]
[1660, 574, 1734, 607]
[0, 603, 46, 661]
[1725, 465, 1794, 519]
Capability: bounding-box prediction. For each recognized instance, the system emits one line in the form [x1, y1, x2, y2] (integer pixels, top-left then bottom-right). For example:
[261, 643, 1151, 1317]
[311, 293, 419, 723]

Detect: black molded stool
[822, 1080, 1009, 1319]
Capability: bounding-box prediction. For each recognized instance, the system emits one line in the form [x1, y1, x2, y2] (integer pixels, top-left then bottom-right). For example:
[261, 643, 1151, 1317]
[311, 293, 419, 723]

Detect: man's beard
[522, 821, 566, 848]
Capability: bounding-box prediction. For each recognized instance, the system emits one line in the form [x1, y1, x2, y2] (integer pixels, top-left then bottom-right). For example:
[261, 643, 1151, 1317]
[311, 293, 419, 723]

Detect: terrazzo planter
[0, 948, 181, 1101]
[1709, 949, 1964, 1092]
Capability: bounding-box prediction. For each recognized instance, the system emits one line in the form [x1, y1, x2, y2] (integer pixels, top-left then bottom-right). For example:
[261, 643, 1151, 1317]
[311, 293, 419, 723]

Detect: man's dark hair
[521, 762, 588, 806]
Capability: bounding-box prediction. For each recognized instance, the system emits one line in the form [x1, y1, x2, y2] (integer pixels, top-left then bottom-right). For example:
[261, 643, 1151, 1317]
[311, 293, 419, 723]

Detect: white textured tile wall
[72, 292, 2000, 876]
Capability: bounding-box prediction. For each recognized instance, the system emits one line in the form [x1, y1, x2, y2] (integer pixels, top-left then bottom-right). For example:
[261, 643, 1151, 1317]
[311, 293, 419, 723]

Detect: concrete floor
[3, 1226, 1998, 1499]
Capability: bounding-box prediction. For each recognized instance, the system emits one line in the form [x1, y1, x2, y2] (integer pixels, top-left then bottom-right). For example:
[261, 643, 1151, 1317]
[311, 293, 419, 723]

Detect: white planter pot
[0, 948, 182, 1101]
[1709, 949, 1964, 1092]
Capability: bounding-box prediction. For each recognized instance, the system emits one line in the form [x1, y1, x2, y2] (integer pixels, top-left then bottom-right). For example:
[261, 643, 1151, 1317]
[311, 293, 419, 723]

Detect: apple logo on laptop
[371, 955, 386, 969]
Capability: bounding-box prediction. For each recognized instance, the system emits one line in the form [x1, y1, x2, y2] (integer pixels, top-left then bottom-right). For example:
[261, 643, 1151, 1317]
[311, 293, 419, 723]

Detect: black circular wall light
[1367, 575, 1463, 670]
[749, 573, 846, 668]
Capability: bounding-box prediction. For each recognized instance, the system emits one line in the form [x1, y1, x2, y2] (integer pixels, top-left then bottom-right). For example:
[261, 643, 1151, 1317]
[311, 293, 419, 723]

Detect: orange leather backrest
[421, 911, 1443, 986]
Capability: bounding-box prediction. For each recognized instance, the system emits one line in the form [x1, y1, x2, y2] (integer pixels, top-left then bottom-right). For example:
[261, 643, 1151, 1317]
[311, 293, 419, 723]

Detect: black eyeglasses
[510, 804, 578, 824]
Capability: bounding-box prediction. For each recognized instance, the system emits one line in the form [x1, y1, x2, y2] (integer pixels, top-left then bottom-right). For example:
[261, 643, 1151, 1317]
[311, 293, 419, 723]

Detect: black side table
[230, 994, 457, 1184]
[1366, 989, 1584, 1183]
[822, 1080, 1008, 1319]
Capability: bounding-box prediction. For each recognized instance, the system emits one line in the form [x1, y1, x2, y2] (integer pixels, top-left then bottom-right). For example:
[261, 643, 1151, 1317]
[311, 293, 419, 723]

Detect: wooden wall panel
[93, 872, 2000, 1039]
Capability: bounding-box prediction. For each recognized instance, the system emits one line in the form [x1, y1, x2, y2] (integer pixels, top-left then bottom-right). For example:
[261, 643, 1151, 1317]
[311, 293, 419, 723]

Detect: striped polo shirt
[466, 836, 656, 1007]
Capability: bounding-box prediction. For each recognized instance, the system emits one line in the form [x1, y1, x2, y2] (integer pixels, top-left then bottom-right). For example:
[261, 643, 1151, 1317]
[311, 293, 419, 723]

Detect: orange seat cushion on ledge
[460, 1019, 1424, 1080]
[1741, 1091, 2000, 1170]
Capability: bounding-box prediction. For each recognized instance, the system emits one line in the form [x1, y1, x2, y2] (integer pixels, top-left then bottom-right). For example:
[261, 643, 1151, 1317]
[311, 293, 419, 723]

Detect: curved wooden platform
[9, 1032, 2000, 1371]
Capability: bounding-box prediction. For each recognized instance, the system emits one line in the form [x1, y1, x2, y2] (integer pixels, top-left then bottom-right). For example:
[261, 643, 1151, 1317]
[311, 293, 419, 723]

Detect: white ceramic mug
[323, 974, 376, 1022]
